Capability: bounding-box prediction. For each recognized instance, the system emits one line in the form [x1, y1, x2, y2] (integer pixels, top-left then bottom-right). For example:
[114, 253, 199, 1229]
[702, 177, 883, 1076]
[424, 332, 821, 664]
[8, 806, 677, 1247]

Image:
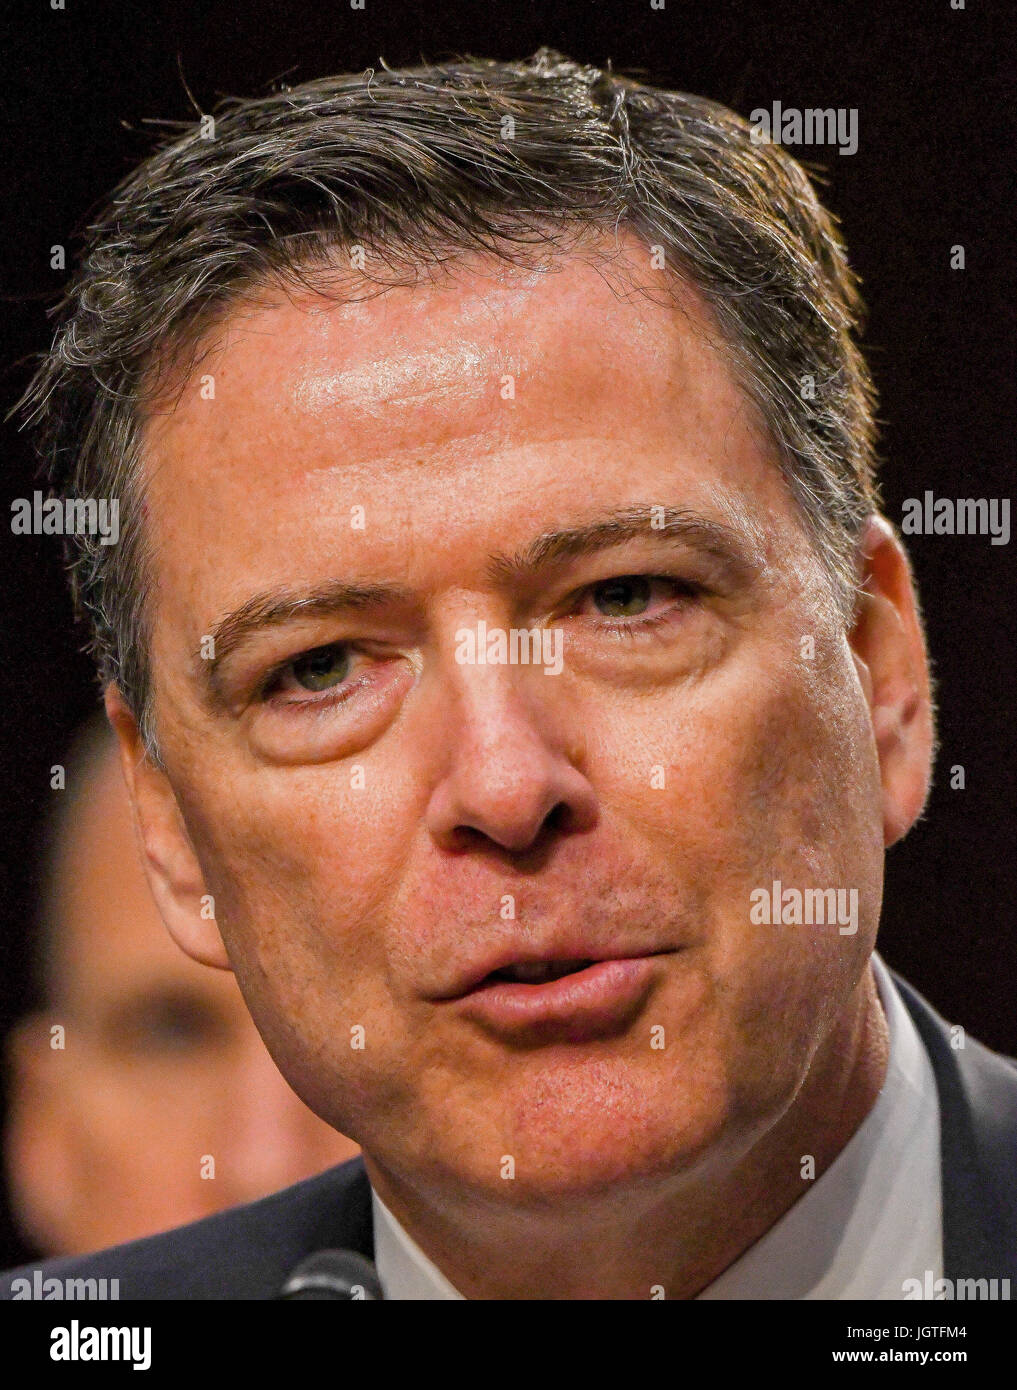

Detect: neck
[366, 963, 889, 1299]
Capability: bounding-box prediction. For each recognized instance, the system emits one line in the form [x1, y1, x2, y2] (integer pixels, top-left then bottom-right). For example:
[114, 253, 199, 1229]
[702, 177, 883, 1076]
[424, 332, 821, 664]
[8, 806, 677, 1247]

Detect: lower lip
[454, 957, 665, 1041]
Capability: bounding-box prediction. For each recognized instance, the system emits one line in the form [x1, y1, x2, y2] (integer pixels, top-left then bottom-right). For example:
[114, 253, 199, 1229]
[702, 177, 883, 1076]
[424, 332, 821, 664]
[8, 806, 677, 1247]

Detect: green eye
[290, 644, 352, 691]
[592, 576, 653, 617]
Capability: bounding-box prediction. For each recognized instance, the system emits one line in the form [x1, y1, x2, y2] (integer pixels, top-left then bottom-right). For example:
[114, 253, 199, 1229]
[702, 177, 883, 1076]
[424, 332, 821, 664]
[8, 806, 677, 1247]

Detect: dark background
[0, 0, 1012, 1268]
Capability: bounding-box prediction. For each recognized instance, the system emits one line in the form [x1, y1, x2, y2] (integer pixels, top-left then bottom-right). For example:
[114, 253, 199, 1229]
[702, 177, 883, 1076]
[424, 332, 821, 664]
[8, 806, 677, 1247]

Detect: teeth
[496, 959, 593, 984]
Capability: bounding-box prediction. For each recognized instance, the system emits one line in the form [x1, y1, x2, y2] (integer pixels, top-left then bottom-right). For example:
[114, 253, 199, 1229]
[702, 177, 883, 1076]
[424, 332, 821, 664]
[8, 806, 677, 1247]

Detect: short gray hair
[15, 48, 880, 754]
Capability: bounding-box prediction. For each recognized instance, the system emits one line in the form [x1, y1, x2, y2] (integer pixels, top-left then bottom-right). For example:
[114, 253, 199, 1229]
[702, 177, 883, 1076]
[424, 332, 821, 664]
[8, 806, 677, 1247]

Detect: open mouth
[452, 954, 667, 1038]
[481, 959, 596, 986]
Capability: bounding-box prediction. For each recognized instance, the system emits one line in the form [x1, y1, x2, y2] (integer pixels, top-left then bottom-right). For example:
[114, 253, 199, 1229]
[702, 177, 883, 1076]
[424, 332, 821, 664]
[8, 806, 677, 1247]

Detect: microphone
[279, 1249, 385, 1300]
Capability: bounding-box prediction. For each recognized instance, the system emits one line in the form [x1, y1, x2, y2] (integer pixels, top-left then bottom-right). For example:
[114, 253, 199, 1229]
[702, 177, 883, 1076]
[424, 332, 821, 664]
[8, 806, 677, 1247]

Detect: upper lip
[434, 945, 674, 1000]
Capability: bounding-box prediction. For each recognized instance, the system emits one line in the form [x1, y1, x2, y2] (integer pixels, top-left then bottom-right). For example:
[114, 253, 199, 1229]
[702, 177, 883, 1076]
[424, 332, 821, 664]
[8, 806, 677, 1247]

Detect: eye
[590, 576, 655, 618]
[580, 575, 698, 624]
[279, 643, 353, 694]
[105, 993, 230, 1059]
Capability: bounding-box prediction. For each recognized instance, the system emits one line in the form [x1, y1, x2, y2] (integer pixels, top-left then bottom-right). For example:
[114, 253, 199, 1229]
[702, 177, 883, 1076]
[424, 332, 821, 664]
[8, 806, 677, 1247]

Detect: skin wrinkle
[198, 505, 761, 704]
[22, 57, 882, 761]
[131, 242, 839, 763]
[106, 233, 930, 1299]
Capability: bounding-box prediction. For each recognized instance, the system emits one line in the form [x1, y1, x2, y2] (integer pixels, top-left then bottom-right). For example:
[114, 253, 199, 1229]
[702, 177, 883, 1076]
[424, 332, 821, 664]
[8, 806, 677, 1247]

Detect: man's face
[131, 239, 887, 1208]
[5, 746, 358, 1256]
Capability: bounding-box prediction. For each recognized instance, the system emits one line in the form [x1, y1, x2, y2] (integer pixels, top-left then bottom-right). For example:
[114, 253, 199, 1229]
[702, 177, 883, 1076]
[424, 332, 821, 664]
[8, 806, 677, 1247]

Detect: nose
[424, 665, 598, 854]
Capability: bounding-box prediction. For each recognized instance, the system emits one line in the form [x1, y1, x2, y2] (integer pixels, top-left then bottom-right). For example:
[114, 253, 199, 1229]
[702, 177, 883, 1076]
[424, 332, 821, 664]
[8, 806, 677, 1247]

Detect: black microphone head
[279, 1249, 384, 1300]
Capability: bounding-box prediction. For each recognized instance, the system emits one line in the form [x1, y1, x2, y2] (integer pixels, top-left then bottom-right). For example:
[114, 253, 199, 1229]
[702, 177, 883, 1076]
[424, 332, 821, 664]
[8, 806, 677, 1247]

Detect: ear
[849, 515, 935, 846]
[104, 685, 232, 970]
[3, 1014, 75, 1256]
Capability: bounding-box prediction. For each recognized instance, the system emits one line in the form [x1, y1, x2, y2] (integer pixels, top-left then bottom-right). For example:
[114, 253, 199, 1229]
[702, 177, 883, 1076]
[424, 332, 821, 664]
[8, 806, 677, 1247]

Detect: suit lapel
[316, 1158, 375, 1260]
[893, 972, 1017, 1282]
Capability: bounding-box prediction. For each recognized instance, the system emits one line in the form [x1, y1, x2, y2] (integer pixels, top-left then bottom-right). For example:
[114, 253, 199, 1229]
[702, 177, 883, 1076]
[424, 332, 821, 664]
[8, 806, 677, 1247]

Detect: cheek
[180, 766, 402, 958]
[67, 1066, 182, 1194]
[591, 641, 884, 1102]
[600, 634, 883, 899]
[172, 769, 419, 1120]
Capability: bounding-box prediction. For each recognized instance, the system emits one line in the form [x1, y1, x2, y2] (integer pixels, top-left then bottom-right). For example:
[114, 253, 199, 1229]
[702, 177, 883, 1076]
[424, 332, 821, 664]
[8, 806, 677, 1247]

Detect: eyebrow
[199, 504, 761, 699]
[201, 581, 412, 697]
[485, 504, 762, 587]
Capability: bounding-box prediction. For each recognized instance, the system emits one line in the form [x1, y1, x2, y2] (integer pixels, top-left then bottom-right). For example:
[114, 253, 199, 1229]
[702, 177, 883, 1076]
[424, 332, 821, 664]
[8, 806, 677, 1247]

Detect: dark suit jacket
[3, 972, 1014, 1298]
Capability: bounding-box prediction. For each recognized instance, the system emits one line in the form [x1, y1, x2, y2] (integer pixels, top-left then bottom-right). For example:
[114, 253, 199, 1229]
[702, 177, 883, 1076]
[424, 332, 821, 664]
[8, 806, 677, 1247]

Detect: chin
[456, 1128, 725, 1211]
[439, 1060, 736, 1207]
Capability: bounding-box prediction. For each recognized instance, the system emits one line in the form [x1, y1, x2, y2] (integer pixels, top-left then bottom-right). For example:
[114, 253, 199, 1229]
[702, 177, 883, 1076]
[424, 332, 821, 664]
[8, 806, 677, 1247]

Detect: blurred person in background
[3, 715, 359, 1257]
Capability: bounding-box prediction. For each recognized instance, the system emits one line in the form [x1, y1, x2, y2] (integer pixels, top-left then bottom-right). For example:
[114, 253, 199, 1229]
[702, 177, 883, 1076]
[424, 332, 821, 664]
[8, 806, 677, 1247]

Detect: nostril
[543, 801, 571, 834]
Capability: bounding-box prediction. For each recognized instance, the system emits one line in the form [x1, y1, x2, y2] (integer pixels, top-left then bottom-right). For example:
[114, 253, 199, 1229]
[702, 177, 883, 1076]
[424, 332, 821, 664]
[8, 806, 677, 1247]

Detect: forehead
[139, 239, 795, 626]
[147, 237, 766, 465]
